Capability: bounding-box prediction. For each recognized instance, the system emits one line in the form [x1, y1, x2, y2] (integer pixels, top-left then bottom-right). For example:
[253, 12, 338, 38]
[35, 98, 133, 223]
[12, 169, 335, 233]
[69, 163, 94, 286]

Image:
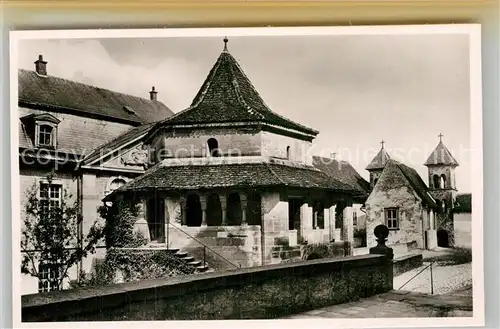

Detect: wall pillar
[329, 204, 336, 241]
[342, 205, 354, 243]
[180, 196, 187, 226]
[240, 193, 248, 226]
[200, 195, 207, 226]
[219, 194, 228, 226]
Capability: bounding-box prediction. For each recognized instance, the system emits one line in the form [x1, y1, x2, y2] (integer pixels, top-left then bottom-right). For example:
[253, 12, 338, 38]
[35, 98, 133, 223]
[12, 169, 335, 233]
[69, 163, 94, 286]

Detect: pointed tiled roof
[154, 41, 318, 136]
[424, 141, 459, 166]
[366, 147, 390, 171]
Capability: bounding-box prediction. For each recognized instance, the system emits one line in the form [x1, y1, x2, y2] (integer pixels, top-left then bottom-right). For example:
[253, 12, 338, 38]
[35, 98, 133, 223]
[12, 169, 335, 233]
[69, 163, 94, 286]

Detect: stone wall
[22, 254, 393, 321]
[453, 213, 472, 248]
[260, 131, 313, 165]
[159, 127, 262, 159]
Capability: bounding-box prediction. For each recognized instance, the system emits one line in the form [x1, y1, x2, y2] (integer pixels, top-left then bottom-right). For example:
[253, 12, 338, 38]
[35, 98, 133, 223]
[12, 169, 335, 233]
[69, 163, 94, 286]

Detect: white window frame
[384, 208, 399, 230]
[35, 121, 58, 148]
[38, 262, 62, 293]
[39, 181, 62, 211]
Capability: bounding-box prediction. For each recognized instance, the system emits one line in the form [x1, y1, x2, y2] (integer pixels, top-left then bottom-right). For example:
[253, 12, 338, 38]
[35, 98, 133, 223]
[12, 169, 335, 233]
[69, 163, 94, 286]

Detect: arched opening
[246, 193, 262, 225]
[440, 175, 446, 189]
[147, 193, 165, 242]
[207, 138, 220, 157]
[206, 193, 222, 226]
[314, 202, 325, 229]
[186, 194, 202, 227]
[433, 174, 440, 188]
[227, 193, 242, 225]
[437, 229, 449, 247]
[286, 146, 291, 159]
[109, 178, 126, 192]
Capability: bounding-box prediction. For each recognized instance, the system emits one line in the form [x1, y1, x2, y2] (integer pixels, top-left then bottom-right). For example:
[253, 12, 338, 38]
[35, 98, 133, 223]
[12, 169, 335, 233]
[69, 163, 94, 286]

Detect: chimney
[34, 54, 47, 76]
[149, 86, 158, 101]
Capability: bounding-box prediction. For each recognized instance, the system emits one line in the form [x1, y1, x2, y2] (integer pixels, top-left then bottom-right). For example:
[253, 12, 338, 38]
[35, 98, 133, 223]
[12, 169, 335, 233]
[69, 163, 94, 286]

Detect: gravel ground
[394, 262, 472, 295]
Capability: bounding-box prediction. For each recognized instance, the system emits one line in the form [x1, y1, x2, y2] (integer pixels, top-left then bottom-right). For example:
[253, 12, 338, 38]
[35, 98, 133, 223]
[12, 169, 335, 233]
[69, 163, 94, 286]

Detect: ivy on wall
[71, 200, 195, 289]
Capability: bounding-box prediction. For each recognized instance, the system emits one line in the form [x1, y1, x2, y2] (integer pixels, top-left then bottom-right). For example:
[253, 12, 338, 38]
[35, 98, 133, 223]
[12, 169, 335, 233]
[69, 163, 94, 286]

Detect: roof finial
[438, 133, 443, 142]
[223, 36, 228, 52]
[380, 140, 385, 149]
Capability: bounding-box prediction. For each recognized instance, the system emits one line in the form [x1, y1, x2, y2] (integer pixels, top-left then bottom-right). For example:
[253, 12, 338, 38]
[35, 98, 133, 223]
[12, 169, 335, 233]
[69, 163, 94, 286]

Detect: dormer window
[21, 113, 60, 149]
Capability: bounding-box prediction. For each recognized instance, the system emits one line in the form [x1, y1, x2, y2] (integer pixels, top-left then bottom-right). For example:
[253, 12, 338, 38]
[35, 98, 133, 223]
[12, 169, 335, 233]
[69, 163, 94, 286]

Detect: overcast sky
[18, 33, 473, 192]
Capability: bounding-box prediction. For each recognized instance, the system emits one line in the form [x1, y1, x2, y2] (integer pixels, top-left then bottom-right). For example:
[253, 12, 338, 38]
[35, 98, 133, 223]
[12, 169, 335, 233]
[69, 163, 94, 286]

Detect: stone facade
[365, 162, 431, 249]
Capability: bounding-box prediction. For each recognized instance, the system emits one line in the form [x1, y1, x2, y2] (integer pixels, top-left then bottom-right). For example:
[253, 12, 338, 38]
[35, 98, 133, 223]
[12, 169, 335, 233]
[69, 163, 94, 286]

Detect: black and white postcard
[10, 25, 484, 328]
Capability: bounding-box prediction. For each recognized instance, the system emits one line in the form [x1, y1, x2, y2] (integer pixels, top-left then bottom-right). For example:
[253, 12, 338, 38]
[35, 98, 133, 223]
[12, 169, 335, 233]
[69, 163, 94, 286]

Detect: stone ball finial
[374, 224, 389, 240]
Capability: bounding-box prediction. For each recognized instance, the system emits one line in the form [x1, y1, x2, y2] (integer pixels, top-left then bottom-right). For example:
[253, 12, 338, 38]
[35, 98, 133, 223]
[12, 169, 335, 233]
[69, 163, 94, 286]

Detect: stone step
[166, 248, 180, 254]
[187, 260, 202, 266]
[175, 251, 189, 258]
[196, 265, 209, 272]
[183, 256, 195, 262]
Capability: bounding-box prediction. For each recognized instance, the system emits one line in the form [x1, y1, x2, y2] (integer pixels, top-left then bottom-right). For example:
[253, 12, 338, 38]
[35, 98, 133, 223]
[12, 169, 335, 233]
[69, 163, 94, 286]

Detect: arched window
[109, 178, 126, 192]
[440, 175, 446, 189]
[433, 174, 440, 189]
[286, 146, 291, 160]
[207, 138, 220, 157]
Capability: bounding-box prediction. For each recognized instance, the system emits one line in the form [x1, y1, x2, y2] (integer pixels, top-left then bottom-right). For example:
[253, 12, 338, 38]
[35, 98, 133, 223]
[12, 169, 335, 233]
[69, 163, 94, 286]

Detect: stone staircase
[147, 244, 211, 273]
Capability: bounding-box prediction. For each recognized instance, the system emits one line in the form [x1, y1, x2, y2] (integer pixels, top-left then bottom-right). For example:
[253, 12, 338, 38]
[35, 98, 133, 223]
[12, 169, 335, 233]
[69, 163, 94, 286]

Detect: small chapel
[104, 38, 365, 268]
[364, 134, 470, 251]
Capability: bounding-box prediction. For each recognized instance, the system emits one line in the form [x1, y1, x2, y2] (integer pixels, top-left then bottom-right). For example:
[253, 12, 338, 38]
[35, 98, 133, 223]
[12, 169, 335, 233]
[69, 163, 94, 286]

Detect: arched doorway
[246, 193, 262, 225]
[186, 194, 202, 227]
[227, 193, 242, 225]
[437, 229, 449, 247]
[206, 194, 222, 226]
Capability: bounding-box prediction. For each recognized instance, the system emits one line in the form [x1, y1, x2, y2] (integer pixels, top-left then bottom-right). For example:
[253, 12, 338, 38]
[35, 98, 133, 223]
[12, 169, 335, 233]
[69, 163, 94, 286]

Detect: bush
[301, 241, 352, 260]
[70, 249, 196, 288]
[427, 247, 472, 266]
[445, 247, 472, 265]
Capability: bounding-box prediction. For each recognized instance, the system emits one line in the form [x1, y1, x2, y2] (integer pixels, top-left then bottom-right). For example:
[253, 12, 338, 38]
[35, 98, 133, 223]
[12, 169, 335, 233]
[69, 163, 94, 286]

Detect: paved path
[394, 262, 472, 295]
[284, 289, 473, 319]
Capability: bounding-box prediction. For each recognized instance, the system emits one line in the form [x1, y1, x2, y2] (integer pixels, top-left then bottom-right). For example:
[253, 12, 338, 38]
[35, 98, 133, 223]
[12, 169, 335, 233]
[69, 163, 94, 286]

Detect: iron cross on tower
[438, 133, 444, 142]
[380, 140, 385, 149]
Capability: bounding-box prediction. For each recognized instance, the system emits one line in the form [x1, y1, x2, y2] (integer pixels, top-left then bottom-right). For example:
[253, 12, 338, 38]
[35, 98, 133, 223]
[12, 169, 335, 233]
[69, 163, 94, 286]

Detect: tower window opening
[207, 138, 220, 157]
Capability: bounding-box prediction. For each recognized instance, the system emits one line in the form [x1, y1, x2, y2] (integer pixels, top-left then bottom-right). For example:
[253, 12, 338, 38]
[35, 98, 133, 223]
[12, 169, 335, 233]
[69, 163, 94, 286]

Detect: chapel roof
[150, 39, 318, 136]
[384, 160, 437, 208]
[424, 140, 459, 167]
[104, 162, 357, 200]
[18, 69, 174, 124]
[366, 144, 391, 171]
[312, 156, 370, 198]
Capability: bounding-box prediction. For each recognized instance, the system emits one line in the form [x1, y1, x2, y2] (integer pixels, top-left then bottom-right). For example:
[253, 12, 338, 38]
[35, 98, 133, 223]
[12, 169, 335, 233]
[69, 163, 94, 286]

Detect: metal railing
[168, 223, 241, 270]
[397, 261, 435, 294]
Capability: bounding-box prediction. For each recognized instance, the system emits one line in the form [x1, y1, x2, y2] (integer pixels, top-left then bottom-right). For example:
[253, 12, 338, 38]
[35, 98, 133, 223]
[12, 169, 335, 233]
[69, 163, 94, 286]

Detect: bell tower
[424, 133, 459, 245]
[366, 140, 390, 189]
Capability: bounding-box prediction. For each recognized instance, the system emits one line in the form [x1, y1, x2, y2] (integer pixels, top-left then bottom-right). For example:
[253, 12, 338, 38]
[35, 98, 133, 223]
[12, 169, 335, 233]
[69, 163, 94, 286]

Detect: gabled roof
[18, 69, 174, 124]
[424, 141, 459, 166]
[388, 160, 437, 207]
[152, 45, 318, 136]
[312, 156, 370, 198]
[366, 147, 390, 171]
[21, 113, 61, 124]
[104, 162, 357, 200]
[454, 193, 472, 213]
[82, 123, 156, 166]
